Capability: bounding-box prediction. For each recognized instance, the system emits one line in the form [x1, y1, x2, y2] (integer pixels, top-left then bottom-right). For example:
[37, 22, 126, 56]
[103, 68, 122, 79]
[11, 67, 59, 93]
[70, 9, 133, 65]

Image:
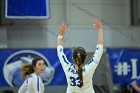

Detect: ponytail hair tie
[77, 53, 80, 56]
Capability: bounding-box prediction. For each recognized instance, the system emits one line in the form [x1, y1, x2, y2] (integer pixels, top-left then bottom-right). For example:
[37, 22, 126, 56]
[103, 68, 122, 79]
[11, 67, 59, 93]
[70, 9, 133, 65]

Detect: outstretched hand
[58, 22, 67, 36]
[93, 17, 102, 31]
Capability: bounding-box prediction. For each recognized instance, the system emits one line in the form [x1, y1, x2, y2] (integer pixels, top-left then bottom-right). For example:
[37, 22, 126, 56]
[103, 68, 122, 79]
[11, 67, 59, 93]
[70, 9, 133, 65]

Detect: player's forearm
[97, 30, 103, 45]
[57, 39, 63, 46]
[133, 85, 140, 92]
[131, 81, 140, 92]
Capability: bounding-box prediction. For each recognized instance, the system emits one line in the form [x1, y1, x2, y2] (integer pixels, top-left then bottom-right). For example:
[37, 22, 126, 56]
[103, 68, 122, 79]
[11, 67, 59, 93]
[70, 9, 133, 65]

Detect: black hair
[73, 47, 87, 88]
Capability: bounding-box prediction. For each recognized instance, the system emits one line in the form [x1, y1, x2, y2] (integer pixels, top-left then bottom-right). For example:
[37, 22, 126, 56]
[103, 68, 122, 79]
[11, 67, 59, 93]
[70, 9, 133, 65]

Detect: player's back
[64, 64, 96, 93]
[57, 44, 103, 93]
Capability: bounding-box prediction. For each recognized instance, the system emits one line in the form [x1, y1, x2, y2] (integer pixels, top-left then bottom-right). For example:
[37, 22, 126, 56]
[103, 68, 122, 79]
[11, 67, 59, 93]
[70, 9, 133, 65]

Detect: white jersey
[57, 44, 103, 93]
[18, 73, 44, 93]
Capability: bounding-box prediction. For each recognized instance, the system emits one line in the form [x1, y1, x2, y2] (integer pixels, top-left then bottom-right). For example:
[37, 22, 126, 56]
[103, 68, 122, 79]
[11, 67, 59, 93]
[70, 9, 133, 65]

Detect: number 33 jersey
[57, 44, 103, 93]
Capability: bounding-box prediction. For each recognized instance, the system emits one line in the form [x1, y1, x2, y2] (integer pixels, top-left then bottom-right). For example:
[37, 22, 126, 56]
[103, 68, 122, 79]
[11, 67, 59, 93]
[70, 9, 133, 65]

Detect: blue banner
[106, 48, 140, 84]
[5, 0, 50, 19]
[0, 49, 72, 87]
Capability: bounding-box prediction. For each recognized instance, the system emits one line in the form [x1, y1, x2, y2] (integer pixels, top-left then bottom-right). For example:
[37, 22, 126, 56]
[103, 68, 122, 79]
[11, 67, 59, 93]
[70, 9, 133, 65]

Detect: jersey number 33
[70, 76, 80, 87]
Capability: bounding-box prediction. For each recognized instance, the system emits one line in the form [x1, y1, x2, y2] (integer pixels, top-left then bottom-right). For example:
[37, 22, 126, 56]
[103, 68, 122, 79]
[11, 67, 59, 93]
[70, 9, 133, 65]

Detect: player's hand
[93, 16, 102, 31]
[58, 22, 67, 36]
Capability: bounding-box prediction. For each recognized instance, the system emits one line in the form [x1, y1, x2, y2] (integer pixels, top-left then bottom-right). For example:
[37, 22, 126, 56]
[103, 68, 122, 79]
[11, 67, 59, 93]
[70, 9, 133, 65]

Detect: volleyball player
[18, 58, 45, 93]
[57, 17, 103, 93]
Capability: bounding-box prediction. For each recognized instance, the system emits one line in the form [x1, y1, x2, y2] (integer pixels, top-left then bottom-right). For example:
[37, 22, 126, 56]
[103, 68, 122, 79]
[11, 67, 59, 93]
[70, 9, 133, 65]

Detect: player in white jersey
[18, 58, 45, 93]
[57, 17, 103, 93]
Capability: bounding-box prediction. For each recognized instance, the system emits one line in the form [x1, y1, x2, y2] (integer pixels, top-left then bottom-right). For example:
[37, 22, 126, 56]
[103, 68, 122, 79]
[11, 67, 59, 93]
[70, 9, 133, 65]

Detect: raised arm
[93, 17, 103, 45]
[57, 22, 67, 46]
[57, 22, 70, 68]
[86, 17, 103, 73]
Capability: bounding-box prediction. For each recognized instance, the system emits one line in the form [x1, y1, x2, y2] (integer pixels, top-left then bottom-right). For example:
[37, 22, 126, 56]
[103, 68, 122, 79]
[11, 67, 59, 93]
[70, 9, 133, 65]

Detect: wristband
[57, 35, 63, 39]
